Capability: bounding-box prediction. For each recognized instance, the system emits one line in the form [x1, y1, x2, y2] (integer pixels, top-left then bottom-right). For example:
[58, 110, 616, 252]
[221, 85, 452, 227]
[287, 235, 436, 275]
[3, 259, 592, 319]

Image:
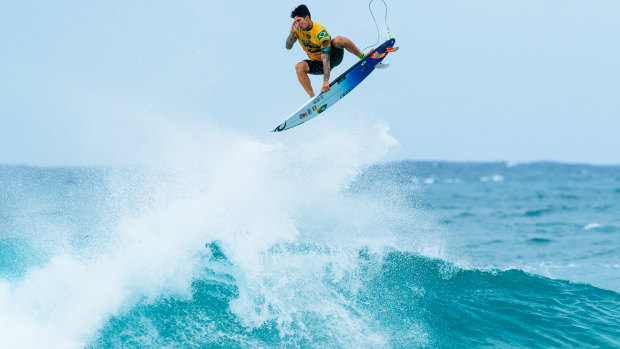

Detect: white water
[0, 117, 447, 348]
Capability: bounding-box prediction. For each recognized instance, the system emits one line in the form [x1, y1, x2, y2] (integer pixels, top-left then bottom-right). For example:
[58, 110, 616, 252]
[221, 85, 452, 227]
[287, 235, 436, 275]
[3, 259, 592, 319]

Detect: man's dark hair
[291, 5, 311, 19]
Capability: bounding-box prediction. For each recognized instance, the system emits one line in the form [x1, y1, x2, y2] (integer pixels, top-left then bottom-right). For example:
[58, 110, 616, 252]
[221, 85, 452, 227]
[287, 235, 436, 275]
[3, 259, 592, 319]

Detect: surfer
[286, 4, 366, 97]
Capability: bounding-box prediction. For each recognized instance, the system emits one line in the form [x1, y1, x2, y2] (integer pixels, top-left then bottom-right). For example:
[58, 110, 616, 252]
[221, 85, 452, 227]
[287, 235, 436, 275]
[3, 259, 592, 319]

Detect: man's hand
[290, 20, 299, 34]
[321, 80, 330, 93]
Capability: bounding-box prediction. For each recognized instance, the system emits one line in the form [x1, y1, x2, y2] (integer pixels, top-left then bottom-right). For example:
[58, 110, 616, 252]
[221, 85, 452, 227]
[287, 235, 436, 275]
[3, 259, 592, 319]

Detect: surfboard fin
[376, 63, 390, 69]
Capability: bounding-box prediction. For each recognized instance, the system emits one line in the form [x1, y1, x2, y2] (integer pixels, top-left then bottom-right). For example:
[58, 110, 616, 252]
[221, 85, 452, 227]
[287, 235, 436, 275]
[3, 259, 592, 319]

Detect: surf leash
[362, 0, 393, 53]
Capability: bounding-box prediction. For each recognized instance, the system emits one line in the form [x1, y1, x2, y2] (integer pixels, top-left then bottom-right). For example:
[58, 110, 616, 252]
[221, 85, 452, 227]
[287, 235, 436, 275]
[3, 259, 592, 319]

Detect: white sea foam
[480, 175, 504, 182]
[0, 118, 439, 347]
[584, 223, 603, 230]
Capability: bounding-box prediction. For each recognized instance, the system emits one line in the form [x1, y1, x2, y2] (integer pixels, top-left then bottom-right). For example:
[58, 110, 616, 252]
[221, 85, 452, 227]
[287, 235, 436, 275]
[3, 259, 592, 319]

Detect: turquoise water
[1, 160, 619, 347]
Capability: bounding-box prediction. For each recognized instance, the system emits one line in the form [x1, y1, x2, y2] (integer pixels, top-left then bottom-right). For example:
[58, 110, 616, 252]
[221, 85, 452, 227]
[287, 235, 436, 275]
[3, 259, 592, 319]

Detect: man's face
[293, 16, 311, 30]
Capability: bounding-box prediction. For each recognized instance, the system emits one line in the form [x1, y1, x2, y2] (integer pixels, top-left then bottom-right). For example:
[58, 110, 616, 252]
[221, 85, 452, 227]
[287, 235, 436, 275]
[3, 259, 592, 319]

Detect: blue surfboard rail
[330, 38, 396, 89]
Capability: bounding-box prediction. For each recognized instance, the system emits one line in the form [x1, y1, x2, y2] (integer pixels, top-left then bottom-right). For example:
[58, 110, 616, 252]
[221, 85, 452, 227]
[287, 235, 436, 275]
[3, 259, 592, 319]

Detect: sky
[1, 0, 619, 166]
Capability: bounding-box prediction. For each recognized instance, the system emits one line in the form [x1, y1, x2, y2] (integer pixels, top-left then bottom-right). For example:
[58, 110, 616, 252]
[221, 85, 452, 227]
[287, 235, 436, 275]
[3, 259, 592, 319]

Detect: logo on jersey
[318, 30, 329, 40]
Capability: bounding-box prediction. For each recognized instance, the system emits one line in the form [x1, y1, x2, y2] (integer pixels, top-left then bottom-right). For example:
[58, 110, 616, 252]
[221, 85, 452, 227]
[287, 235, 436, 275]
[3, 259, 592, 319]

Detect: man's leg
[332, 36, 364, 58]
[295, 61, 314, 97]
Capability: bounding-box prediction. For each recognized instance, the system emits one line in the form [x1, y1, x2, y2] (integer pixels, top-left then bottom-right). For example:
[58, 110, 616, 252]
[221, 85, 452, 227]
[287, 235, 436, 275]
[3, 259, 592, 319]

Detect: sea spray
[1, 120, 413, 347]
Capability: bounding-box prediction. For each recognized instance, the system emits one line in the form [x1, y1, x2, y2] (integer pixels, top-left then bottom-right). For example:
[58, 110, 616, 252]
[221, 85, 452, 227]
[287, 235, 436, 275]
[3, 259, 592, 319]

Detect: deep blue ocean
[1, 158, 619, 347]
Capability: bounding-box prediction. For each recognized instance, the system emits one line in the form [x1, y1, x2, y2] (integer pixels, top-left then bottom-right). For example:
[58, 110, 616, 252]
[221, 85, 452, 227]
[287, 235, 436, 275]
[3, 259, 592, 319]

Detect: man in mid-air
[286, 4, 366, 98]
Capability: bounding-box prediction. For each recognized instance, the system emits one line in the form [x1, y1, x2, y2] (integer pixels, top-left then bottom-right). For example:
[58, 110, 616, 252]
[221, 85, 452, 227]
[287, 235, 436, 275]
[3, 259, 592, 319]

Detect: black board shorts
[304, 40, 344, 75]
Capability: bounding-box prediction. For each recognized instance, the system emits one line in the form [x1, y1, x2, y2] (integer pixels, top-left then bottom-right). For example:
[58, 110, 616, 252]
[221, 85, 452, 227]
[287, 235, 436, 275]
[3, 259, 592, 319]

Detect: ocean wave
[90, 248, 620, 348]
[2, 122, 619, 348]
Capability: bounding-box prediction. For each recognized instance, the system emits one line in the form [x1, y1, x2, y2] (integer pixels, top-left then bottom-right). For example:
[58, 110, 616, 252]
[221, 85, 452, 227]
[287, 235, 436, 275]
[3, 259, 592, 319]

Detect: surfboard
[272, 38, 397, 132]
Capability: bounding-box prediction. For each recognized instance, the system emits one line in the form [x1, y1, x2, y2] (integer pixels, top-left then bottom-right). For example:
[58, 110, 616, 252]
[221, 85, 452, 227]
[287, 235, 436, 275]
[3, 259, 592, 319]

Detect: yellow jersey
[294, 21, 331, 61]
